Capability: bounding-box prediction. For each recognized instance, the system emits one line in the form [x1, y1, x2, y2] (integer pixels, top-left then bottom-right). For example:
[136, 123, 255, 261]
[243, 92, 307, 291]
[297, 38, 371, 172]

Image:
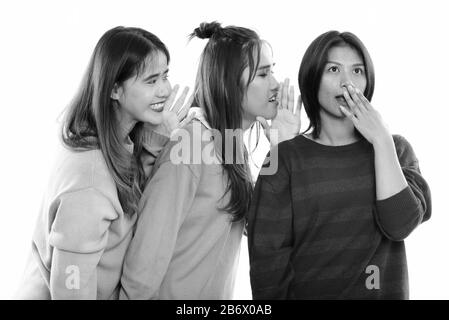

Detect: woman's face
[318, 45, 367, 119]
[112, 50, 172, 126]
[241, 42, 280, 125]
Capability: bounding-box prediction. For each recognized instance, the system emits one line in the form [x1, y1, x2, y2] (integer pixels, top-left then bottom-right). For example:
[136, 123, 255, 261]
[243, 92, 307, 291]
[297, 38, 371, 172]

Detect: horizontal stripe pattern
[248, 135, 430, 299]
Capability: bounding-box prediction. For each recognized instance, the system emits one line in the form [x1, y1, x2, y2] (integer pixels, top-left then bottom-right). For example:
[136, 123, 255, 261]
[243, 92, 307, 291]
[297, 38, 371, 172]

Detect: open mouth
[268, 93, 278, 103]
[335, 95, 348, 107]
[150, 102, 165, 112]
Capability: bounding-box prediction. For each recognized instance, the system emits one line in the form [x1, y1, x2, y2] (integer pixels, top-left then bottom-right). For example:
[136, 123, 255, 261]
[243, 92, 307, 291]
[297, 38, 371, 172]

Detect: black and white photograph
[0, 0, 446, 302]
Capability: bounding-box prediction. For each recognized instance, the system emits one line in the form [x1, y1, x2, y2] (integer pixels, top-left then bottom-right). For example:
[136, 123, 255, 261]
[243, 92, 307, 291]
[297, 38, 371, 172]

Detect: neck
[115, 106, 137, 145]
[315, 110, 358, 146]
[120, 120, 136, 145]
[241, 115, 255, 132]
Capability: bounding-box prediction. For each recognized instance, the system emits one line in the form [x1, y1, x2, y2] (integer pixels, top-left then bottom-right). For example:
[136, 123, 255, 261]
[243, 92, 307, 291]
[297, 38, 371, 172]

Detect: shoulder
[276, 134, 313, 156]
[48, 186, 118, 252]
[49, 146, 120, 210]
[271, 134, 309, 166]
[392, 134, 419, 166]
[392, 134, 416, 154]
[392, 134, 412, 149]
[154, 120, 216, 178]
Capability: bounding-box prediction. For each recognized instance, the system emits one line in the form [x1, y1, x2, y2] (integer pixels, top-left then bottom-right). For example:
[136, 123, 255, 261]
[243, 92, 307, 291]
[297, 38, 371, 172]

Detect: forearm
[50, 249, 102, 299]
[372, 135, 431, 240]
[373, 135, 408, 200]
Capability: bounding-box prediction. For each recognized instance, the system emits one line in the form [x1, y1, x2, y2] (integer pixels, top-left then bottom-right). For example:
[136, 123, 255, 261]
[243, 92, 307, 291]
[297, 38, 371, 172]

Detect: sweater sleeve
[247, 144, 295, 299]
[140, 124, 170, 180]
[374, 135, 431, 241]
[119, 160, 200, 299]
[48, 188, 117, 299]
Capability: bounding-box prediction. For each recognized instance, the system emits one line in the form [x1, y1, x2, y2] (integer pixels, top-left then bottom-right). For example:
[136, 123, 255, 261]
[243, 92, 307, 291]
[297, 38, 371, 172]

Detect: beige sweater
[120, 109, 245, 299]
[16, 128, 168, 299]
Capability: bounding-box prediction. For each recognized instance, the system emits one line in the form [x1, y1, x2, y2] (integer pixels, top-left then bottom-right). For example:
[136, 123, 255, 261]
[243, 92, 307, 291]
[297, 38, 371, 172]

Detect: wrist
[372, 133, 394, 150]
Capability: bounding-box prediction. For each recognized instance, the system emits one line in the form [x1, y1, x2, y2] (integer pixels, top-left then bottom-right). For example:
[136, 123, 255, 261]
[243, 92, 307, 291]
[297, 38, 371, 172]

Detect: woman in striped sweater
[248, 30, 431, 299]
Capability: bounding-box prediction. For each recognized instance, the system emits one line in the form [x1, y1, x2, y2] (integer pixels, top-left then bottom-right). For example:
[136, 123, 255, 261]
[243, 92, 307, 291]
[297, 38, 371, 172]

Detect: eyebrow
[143, 68, 169, 81]
[257, 63, 275, 71]
[326, 61, 365, 67]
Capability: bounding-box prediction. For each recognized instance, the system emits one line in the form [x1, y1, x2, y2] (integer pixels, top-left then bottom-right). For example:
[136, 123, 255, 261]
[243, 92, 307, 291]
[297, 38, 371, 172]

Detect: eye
[147, 79, 157, 85]
[354, 67, 364, 75]
[328, 66, 339, 73]
[258, 68, 274, 78]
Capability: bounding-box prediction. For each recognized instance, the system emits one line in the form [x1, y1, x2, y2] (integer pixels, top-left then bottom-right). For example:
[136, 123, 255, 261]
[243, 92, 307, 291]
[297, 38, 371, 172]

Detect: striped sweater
[247, 134, 431, 299]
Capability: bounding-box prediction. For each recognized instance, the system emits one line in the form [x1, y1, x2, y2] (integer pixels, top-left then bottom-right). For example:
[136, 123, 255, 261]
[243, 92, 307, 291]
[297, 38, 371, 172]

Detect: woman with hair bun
[120, 21, 301, 299]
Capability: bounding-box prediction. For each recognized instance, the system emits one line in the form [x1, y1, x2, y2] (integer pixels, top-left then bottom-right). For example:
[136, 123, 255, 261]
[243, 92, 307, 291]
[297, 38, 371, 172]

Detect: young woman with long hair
[16, 26, 194, 299]
[119, 21, 301, 299]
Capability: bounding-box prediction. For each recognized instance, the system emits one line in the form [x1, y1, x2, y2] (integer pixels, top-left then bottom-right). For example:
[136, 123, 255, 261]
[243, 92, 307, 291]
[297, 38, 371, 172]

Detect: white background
[0, 0, 447, 299]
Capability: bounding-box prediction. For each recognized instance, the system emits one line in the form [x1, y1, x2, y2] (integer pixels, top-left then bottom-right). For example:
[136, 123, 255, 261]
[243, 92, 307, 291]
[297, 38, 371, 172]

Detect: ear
[110, 83, 123, 101]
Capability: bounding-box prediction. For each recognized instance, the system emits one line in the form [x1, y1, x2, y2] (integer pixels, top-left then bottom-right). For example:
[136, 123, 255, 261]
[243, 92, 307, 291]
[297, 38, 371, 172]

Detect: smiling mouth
[268, 93, 278, 103]
[150, 102, 165, 112]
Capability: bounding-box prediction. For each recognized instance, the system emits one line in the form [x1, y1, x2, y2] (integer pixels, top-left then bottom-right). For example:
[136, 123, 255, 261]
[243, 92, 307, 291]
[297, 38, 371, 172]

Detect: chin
[142, 113, 163, 126]
[264, 106, 278, 120]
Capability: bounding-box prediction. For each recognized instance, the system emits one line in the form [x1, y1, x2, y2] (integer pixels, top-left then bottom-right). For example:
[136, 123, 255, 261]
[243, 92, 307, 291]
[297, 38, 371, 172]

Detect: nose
[340, 70, 354, 89]
[271, 75, 280, 92]
[157, 80, 171, 98]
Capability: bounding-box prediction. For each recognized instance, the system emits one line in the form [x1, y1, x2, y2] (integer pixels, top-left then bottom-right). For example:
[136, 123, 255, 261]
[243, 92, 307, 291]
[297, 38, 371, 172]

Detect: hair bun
[192, 21, 222, 39]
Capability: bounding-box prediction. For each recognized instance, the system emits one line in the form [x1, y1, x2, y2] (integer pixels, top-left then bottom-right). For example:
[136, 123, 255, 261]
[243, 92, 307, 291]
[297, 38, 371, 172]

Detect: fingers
[355, 87, 373, 111]
[170, 86, 190, 114]
[176, 92, 194, 121]
[185, 91, 195, 109]
[295, 94, 302, 116]
[281, 78, 289, 109]
[339, 105, 358, 124]
[347, 85, 367, 113]
[179, 111, 196, 128]
[288, 85, 294, 113]
[163, 84, 180, 111]
[343, 87, 360, 117]
[278, 81, 283, 109]
[177, 104, 189, 121]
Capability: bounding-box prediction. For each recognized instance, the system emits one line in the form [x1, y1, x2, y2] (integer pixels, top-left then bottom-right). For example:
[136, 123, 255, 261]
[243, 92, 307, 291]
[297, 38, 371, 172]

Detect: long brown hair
[189, 22, 262, 222]
[62, 26, 170, 215]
